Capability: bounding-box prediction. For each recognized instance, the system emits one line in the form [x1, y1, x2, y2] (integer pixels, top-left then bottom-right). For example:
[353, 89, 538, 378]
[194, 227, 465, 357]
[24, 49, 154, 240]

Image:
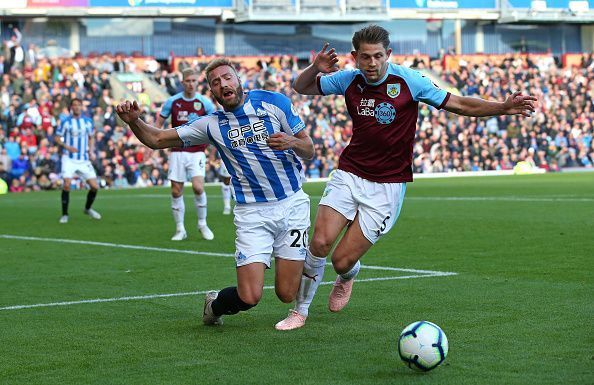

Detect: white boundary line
[0, 234, 234, 257]
[2, 194, 593, 203]
[0, 234, 457, 311]
[118, 194, 594, 202]
[0, 274, 457, 311]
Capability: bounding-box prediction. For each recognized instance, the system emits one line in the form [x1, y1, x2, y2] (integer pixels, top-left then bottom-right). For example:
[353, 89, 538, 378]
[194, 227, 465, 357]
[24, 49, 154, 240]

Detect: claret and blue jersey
[176, 90, 307, 204]
[317, 62, 450, 183]
[56, 115, 94, 161]
[160, 92, 216, 153]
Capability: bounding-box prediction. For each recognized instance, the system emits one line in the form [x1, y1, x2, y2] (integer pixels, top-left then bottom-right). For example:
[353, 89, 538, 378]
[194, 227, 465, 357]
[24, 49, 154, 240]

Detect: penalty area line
[1, 234, 457, 275]
[0, 272, 457, 311]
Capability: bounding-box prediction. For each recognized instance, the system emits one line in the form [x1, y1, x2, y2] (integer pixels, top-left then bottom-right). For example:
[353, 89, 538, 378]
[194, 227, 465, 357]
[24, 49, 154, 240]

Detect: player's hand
[503, 91, 537, 117]
[66, 145, 78, 153]
[267, 132, 298, 151]
[116, 100, 142, 124]
[313, 42, 339, 74]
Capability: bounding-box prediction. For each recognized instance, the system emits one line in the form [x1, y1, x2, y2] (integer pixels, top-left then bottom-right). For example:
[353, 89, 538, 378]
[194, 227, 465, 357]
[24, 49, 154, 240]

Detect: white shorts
[168, 151, 206, 182]
[61, 156, 97, 181]
[319, 169, 407, 244]
[233, 189, 310, 268]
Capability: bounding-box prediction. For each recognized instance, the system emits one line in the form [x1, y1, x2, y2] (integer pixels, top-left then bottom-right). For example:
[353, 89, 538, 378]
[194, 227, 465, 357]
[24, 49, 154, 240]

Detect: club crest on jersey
[387, 83, 400, 99]
[256, 108, 268, 117]
[193, 102, 202, 111]
[374, 102, 396, 124]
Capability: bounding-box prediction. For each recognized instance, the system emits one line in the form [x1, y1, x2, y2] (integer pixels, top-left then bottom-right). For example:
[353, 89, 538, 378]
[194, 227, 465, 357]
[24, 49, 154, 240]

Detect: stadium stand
[0, 26, 592, 193]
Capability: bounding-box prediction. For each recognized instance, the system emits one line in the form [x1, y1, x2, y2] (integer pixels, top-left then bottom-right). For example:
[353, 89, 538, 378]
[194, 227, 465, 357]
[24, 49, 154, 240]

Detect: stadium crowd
[0, 31, 593, 193]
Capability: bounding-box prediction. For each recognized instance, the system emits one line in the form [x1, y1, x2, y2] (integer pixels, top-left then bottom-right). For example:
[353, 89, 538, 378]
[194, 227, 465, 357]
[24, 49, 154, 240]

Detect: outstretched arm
[293, 43, 339, 95]
[443, 91, 537, 117]
[116, 100, 182, 149]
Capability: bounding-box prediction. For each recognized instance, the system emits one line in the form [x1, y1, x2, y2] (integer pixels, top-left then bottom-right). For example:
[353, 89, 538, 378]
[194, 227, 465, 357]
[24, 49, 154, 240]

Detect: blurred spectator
[1, 50, 592, 194]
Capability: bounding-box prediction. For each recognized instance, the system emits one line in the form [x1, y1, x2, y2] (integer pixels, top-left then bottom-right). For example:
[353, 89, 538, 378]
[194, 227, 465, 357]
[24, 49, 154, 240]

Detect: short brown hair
[69, 97, 83, 108]
[182, 68, 199, 79]
[204, 58, 237, 83]
[352, 25, 390, 51]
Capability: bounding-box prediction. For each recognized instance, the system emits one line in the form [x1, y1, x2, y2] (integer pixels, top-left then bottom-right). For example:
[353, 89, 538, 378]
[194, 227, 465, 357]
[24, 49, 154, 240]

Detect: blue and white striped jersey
[56, 115, 95, 161]
[176, 90, 307, 204]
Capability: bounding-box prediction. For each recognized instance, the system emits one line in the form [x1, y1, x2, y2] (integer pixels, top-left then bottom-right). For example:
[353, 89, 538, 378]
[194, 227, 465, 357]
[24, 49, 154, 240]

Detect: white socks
[295, 249, 327, 317]
[171, 196, 185, 232]
[339, 260, 361, 282]
[194, 192, 207, 228]
[221, 184, 231, 210]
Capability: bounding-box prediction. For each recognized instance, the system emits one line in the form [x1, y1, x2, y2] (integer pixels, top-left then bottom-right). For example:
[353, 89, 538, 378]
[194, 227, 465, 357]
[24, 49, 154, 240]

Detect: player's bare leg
[203, 262, 263, 325]
[170, 180, 187, 241]
[84, 178, 101, 220]
[327, 213, 371, 312]
[276, 205, 349, 330]
[274, 258, 306, 330]
[192, 176, 213, 240]
[59, 178, 72, 223]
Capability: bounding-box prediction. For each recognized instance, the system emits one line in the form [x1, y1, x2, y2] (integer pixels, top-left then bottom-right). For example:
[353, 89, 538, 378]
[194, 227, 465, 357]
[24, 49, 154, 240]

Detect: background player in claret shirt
[115, 58, 314, 328]
[275, 25, 538, 330]
[156, 68, 221, 241]
[55, 98, 101, 224]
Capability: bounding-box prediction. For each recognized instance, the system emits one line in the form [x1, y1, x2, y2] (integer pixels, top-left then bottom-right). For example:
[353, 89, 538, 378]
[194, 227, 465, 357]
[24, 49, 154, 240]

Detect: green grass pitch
[1, 172, 593, 385]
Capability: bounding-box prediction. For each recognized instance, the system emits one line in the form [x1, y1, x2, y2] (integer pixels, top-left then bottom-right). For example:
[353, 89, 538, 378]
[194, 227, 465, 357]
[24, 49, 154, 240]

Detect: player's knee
[275, 287, 296, 303]
[238, 290, 262, 306]
[310, 235, 333, 257]
[193, 187, 204, 195]
[332, 256, 352, 275]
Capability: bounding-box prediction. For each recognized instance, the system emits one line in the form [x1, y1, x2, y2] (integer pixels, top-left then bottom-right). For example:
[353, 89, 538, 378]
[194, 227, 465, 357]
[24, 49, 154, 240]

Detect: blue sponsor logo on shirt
[375, 102, 396, 124]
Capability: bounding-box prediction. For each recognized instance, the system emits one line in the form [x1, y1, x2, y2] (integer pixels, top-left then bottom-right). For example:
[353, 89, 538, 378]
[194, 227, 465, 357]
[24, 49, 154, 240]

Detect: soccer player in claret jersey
[55, 98, 101, 224]
[116, 58, 314, 328]
[156, 68, 223, 241]
[275, 25, 537, 330]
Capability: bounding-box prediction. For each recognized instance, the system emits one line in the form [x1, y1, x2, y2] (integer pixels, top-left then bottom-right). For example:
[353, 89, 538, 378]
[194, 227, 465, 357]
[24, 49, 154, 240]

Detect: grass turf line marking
[0, 233, 457, 311]
[0, 273, 457, 311]
[0, 234, 234, 258]
[0, 234, 456, 274]
[2, 194, 593, 203]
[129, 194, 594, 202]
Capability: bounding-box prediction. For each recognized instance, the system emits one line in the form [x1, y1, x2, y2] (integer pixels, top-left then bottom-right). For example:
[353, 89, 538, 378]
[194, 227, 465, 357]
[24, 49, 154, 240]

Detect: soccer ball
[398, 321, 448, 372]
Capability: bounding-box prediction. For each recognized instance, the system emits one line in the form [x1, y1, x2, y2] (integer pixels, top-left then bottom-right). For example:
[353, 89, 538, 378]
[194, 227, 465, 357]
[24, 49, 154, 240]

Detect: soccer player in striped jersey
[156, 68, 218, 241]
[276, 25, 537, 330]
[55, 98, 101, 224]
[116, 58, 314, 328]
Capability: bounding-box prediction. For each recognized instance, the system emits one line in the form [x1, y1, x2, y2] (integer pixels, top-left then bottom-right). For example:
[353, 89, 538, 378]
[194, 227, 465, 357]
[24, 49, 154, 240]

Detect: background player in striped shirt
[55, 98, 101, 224]
[156, 68, 220, 241]
[276, 25, 537, 330]
[115, 58, 314, 328]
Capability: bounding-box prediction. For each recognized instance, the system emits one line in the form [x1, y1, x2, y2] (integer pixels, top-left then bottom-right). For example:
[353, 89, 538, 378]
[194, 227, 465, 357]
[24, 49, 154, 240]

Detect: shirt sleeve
[318, 69, 358, 96]
[159, 97, 173, 119]
[406, 69, 450, 109]
[175, 116, 211, 147]
[271, 93, 306, 136]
